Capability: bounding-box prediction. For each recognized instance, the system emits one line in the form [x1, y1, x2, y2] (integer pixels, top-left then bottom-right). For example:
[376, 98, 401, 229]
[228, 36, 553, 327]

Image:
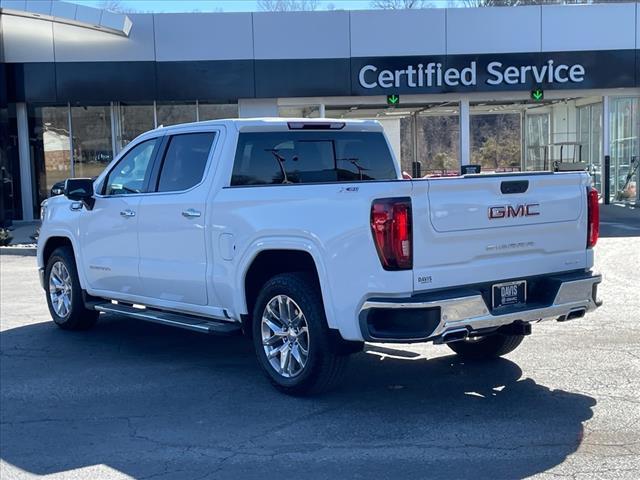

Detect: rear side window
[157, 132, 216, 192]
[230, 131, 397, 186]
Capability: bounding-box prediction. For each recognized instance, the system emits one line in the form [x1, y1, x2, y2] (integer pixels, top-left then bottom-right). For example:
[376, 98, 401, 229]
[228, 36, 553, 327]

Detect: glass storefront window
[417, 109, 460, 176]
[119, 103, 155, 149]
[198, 103, 238, 121]
[156, 102, 197, 127]
[610, 97, 639, 202]
[577, 103, 603, 191]
[470, 111, 521, 173]
[0, 105, 21, 224]
[524, 113, 550, 171]
[399, 116, 415, 175]
[29, 105, 72, 205]
[71, 105, 113, 179]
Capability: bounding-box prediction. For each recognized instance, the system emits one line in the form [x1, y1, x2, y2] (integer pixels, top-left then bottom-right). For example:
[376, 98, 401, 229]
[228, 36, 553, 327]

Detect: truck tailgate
[410, 172, 591, 292]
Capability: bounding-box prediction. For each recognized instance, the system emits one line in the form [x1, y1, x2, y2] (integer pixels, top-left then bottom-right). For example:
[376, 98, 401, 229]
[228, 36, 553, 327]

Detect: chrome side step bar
[94, 302, 241, 335]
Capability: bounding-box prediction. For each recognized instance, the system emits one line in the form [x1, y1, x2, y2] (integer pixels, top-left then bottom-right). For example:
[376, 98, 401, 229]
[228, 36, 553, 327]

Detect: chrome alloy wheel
[261, 295, 310, 378]
[49, 261, 72, 318]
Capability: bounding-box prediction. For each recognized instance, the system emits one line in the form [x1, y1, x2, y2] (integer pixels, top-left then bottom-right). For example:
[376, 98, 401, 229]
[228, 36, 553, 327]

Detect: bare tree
[459, 0, 595, 6]
[371, 0, 431, 8]
[258, 0, 320, 11]
[460, 0, 520, 6]
[99, 0, 137, 13]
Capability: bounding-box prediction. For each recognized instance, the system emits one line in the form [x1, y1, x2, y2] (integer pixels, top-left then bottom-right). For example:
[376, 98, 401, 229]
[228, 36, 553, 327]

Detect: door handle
[182, 208, 201, 218]
[120, 209, 136, 218]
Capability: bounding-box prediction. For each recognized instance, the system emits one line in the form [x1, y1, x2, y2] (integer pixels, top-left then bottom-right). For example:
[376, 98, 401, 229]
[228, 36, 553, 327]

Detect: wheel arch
[40, 234, 87, 290]
[236, 240, 336, 330]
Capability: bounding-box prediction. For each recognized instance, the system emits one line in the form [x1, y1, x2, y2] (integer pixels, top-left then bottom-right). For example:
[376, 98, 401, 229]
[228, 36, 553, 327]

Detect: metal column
[16, 103, 34, 221]
[602, 96, 610, 204]
[459, 99, 470, 166]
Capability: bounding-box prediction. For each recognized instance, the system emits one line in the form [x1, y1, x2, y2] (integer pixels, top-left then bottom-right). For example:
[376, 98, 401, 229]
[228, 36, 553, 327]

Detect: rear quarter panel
[210, 180, 414, 341]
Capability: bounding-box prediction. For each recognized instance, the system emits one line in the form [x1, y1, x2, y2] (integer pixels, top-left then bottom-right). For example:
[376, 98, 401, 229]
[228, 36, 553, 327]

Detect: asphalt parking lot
[1, 206, 639, 480]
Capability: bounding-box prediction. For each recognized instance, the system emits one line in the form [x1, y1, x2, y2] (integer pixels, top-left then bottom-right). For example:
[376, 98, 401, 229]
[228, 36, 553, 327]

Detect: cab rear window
[230, 131, 397, 186]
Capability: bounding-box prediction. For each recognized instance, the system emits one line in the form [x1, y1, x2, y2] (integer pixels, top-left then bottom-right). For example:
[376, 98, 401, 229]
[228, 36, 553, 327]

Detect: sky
[68, 0, 453, 13]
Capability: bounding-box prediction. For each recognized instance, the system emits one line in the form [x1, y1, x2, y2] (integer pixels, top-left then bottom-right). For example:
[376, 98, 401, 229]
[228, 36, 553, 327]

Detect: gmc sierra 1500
[37, 118, 601, 395]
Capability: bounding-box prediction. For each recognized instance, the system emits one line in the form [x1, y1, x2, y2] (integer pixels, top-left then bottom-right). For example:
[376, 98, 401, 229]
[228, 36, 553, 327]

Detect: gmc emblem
[489, 203, 540, 219]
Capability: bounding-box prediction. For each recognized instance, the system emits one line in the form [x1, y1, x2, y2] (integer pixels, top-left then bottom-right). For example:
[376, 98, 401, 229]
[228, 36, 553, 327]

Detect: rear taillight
[587, 187, 599, 248]
[370, 198, 412, 270]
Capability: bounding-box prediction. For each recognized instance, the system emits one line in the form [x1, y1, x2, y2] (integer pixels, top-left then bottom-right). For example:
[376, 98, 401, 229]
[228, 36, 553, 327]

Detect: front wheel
[252, 273, 349, 395]
[45, 246, 99, 330]
[447, 332, 525, 360]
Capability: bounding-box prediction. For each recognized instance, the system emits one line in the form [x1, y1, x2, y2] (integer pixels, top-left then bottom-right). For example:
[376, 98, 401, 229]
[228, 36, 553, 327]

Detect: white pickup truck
[37, 118, 601, 395]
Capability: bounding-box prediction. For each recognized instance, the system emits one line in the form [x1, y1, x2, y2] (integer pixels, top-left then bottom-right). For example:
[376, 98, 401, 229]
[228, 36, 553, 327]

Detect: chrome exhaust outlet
[439, 328, 469, 344]
[558, 308, 586, 322]
[566, 308, 586, 320]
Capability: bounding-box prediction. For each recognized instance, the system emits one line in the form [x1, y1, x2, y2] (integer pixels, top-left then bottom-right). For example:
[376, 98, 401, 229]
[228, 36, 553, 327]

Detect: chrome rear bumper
[359, 271, 602, 343]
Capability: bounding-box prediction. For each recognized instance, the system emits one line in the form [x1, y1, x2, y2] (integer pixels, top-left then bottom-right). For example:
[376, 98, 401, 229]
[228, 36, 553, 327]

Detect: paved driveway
[1, 211, 639, 480]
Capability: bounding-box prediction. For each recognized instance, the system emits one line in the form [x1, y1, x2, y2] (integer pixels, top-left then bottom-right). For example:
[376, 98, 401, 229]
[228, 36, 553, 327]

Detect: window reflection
[156, 102, 196, 127]
[524, 113, 550, 171]
[29, 105, 71, 205]
[610, 97, 639, 202]
[198, 103, 238, 121]
[471, 111, 521, 173]
[417, 111, 460, 176]
[71, 105, 113, 179]
[119, 103, 154, 149]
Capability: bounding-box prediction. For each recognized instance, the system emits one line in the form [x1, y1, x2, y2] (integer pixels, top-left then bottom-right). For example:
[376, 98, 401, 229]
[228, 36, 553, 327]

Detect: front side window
[104, 138, 158, 195]
[157, 132, 216, 192]
[231, 131, 398, 186]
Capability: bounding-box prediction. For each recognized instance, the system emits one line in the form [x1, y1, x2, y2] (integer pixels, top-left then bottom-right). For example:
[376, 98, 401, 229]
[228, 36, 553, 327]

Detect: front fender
[38, 228, 88, 290]
[233, 236, 337, 330]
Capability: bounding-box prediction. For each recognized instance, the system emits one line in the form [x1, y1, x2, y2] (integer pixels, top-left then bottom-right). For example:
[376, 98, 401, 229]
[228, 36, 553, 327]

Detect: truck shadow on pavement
[1, 315, 596, 480]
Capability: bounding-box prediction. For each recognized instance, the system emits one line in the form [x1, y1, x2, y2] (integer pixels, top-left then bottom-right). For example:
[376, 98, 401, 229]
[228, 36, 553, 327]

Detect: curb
[0, 247, 37, 257]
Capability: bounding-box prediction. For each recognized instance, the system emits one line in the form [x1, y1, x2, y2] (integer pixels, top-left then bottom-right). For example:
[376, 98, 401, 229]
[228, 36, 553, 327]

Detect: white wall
[376, 118, 402, 170]
[238, 98, 278, 117]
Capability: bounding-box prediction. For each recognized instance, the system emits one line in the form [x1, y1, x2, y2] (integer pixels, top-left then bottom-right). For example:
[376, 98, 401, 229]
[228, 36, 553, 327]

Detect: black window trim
[148, 131, 217, 194]
[99, 136, 165, 197]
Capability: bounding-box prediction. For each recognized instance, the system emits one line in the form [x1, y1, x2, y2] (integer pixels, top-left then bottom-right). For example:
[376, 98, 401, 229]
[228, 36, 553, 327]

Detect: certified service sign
[350, 50, 636, 94]
[358, 60, 585, 90]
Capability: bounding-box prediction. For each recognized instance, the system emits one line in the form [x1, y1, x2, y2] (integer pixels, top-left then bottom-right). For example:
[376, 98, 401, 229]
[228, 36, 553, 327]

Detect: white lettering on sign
[358, 60, 585, 89]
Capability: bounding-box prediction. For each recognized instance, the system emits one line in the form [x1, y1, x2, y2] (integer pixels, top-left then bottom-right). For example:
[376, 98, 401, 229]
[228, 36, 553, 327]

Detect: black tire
[252, 272, 349, 396]
[44, 246, 98, 331]
[447, 332, 524, 360]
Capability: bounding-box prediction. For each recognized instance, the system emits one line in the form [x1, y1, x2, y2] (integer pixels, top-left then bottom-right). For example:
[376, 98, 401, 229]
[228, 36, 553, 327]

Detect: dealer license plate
[492, 280, 527, 309]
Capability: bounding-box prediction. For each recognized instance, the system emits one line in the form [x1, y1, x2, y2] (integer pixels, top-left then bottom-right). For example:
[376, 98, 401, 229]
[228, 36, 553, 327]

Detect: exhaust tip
[440, 328, 469, 344]
[558, 309, 586, 322]
[567, 309, 586, 320]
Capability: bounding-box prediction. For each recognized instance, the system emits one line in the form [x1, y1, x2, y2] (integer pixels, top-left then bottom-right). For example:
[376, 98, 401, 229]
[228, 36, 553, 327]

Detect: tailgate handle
[501, 180, 529, 194]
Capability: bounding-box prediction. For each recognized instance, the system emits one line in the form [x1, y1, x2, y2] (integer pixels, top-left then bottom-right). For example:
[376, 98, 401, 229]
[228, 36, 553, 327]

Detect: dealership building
[1, 0, 639, 222]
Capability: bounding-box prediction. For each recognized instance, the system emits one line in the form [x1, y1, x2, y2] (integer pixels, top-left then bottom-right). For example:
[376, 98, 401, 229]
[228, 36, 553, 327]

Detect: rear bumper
[358, 270, 602, 343]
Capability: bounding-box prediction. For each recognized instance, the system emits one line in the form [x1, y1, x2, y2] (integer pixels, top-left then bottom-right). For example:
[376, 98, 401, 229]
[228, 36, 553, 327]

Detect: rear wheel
[447, 332, 524, 360]
[252, 273, 349, 395]
[45, 246, 98, 330]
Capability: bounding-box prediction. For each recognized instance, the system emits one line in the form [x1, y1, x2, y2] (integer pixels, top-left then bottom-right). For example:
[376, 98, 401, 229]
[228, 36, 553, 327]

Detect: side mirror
[64, 178, 95, 210]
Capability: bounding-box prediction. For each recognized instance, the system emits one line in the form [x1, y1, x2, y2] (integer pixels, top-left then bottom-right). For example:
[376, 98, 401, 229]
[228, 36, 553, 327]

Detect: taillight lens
[370, 198, 412, 270]
[587, 187, 599, 248]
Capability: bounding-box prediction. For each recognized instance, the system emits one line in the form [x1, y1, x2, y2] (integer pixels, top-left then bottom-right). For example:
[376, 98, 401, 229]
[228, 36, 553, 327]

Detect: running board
[94, 302, 241, 335]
